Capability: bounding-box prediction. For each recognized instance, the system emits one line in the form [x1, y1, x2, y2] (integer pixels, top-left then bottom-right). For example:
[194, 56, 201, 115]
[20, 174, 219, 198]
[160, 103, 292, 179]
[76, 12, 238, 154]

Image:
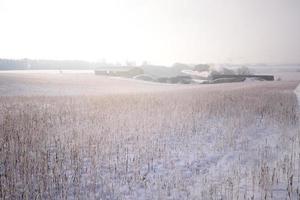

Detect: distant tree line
[0, 58, 111, 70]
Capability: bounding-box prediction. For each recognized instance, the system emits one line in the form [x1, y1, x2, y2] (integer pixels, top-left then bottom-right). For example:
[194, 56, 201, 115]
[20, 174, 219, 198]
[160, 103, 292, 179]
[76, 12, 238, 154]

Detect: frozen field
[0, 73, 180, 96]
[0, 72, 300, 199]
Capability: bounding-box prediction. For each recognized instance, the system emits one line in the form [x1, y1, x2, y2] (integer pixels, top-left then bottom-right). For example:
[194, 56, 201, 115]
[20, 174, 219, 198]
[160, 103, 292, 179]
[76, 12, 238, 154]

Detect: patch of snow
[181, 70, 209, 77]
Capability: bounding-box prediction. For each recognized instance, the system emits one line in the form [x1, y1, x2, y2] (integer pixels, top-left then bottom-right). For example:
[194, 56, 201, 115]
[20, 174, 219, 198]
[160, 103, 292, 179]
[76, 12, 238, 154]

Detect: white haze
[0, 0, 300, 65]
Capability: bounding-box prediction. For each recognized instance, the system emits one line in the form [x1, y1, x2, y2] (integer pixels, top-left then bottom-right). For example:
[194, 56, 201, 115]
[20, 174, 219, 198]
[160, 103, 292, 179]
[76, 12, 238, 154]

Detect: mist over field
[1, 0, 300, 199]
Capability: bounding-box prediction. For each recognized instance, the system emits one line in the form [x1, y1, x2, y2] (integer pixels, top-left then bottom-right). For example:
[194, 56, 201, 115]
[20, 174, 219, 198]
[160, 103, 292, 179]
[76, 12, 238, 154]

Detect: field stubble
[0, 79, 299, 199]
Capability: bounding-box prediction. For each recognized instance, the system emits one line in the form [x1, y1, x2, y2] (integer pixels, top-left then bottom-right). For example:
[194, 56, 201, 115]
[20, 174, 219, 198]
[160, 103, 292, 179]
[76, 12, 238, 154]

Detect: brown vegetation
[0, 80, 299, 199]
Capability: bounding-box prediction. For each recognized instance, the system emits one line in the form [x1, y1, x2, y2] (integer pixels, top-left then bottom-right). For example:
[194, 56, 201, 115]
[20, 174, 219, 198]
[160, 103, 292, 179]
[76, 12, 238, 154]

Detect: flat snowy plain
[0, 72, 300, 199]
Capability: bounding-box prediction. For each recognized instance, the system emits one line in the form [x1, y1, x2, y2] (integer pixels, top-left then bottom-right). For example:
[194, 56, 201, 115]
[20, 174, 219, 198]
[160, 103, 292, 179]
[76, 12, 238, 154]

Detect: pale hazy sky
[0, 0, 299, 65]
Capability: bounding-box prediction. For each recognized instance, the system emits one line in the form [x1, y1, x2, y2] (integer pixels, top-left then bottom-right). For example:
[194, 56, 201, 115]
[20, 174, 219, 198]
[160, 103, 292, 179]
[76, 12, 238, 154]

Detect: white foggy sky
[0, 0, 299, 65]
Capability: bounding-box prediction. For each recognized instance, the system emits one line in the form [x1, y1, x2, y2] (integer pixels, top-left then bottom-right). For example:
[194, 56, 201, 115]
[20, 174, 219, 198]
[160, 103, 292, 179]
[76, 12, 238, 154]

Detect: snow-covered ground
[0, 73, 299, 199]
[0, 70, 95, 74]
[0, 73, 187, 96]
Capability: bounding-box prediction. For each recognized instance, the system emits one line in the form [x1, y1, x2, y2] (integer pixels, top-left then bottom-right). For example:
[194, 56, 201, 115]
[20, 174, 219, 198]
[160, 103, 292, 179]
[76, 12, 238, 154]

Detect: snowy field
[0, 72, 300, 199]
